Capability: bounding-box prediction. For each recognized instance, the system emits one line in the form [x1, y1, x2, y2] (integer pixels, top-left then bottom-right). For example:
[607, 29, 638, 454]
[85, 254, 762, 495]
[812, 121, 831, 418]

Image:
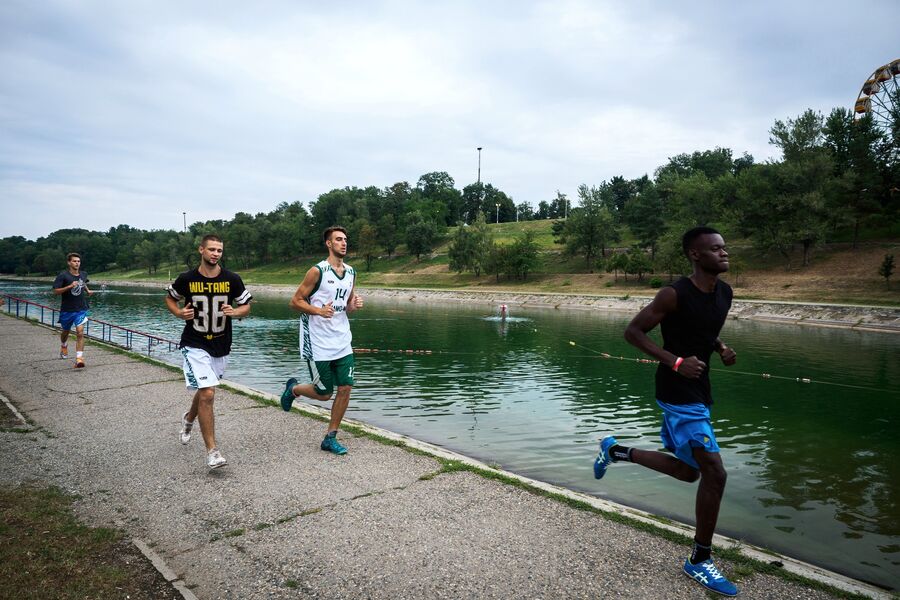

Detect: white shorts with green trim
[181, 347, 227, 389]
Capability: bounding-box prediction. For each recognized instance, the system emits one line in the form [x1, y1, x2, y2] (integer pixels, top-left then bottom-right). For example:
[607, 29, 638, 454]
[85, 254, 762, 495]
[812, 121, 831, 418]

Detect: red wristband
[672, 357, 684, 372]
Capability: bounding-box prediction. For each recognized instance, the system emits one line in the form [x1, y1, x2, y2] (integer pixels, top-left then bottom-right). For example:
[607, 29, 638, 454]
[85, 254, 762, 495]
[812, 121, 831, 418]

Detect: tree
[133, 239, 162, 274]
[376, 214, 400, 258]
[554, 184, 619, 268]
[418, 171, 462, 226]
[448, 215, 491, 276]
[507, 230, 540, 280]
[625, 247, 652, 281]
[404, 213, 442, 260]
[667, 173, 724, 227]
[536, 200, 551, 220]
[605, 252, 628, 282]
[879, 254, 895, 288]
[356, 221, 379, 271]
[655, 147, 735, 181]
[734, 159, 831, 268]
[484, 243, 508, 282]
[516, 202, 534, 221]
[622, 183, 667, 257]
[824, 109, 887, 248]
[654, 232, 689, 281]
[769, 109, 825, 162]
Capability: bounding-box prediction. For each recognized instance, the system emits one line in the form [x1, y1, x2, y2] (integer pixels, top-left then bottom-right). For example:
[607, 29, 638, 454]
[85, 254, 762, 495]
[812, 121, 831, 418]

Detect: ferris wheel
[854, 59, 900, 133]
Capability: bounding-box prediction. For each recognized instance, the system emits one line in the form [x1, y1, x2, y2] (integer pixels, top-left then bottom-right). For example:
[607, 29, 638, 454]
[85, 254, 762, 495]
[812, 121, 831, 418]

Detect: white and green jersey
[300, 260, 356, 361]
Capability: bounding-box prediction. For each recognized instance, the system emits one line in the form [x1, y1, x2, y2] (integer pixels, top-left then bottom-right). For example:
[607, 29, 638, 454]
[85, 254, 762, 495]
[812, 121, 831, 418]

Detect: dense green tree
[355, 221, 379, 271]
[734, 158, 831, 268]
[448, 215, 491, 276]
[554, 185, 619, 268]
[622, 183, 667, 257]
[667, 173, 723, 227]
[376, 214, 400, 258]
[655, 147, 735, 181]
[418, 172, 462, 225]
[625, 247, 653, 281]
[507, 230, 540, 280]
[605, 252, 628, 281]
[654, 232, 689, 281]
[133, 239, 162, 274]
[824, 109, 887, 247]
[404, 212, 442, 260]
[535, 200, 551, 219]
[879, 253, 894, 288]
[769, 109, 824, 162]
[516, 202, 534, 221]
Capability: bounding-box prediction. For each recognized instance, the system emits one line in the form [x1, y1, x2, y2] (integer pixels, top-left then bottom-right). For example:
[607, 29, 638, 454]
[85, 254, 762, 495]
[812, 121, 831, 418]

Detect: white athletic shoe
[207, 448, 227, 470]
[179, 412, 194, 445]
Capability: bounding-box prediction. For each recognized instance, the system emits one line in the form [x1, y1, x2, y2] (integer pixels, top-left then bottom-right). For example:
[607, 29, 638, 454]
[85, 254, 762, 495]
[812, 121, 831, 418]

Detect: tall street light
[476, 147, 482, 184]
[182, 212, 186, 232]
[495, 202, 500, 224]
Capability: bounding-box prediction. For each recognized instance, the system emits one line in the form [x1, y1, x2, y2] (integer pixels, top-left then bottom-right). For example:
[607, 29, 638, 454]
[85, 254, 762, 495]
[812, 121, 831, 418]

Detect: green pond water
[2, 280, 899, 590]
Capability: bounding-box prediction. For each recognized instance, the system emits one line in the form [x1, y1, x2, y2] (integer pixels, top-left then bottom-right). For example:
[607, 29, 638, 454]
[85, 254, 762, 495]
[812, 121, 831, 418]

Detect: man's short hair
[200, 234, 222, 247]
[682, 226, 721, 258]
[66, 252, 81, 262]
[323, 226, 347, 243]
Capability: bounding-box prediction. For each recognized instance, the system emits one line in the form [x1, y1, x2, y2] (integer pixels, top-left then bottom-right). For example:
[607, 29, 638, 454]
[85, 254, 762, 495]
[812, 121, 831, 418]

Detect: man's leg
[328, 385, 351, 433]
[189, 387, 217, 452]
[291, 382, 332, 401]
[628, 448, 700, 483]
[691, 446, 727, 549]
[59, 327, 70, 358]
[74, 323, 86, 354]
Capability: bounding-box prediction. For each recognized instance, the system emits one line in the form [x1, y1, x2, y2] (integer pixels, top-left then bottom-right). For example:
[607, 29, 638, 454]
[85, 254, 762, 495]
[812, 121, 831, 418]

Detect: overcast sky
[1, 1, 897, 240]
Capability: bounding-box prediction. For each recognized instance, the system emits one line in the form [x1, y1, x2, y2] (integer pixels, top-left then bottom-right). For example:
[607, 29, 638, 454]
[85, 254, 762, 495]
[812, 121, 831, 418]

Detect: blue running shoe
[280, 378, 298, 412]
[683, 558, 738, 596]
[321, 432, 347, 455]
[593, 436, 617, 480]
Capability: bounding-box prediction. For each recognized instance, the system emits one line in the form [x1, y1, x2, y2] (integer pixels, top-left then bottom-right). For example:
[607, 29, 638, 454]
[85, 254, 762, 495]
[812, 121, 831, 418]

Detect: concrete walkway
[0, 314, 886, 599]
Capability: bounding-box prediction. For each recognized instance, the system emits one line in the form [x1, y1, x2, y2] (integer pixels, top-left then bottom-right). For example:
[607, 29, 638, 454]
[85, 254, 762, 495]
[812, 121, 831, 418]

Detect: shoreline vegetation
[4, 275, 899, 333]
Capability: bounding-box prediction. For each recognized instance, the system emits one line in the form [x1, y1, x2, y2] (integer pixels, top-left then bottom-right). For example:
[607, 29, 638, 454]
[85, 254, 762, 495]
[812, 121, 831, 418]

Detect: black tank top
[655, 276, 732, 405]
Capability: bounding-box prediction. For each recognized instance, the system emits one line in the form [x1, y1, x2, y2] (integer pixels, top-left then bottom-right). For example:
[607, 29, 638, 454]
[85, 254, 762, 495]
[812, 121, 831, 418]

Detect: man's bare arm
[289, 267, 331, 317]
[624, 287, 706, 379]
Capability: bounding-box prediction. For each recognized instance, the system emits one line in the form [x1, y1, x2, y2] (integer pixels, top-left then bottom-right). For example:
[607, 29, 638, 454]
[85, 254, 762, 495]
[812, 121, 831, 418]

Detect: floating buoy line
[566, 341, 896, 394]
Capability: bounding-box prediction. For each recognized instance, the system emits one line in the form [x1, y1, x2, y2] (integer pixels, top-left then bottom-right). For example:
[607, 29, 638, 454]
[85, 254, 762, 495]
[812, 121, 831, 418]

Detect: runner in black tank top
[592, 227, 741, 597]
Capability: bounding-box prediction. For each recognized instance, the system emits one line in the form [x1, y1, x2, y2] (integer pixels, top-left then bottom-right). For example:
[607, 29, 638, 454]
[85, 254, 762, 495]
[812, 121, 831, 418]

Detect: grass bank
[64, 220, 899, 306]
[0, 484, 177, 599]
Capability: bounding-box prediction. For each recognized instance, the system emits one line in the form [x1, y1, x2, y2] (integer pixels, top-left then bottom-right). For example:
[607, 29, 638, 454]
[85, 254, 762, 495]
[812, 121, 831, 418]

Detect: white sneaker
[207, 448, 227, 469]
[180, 412, 194, 445]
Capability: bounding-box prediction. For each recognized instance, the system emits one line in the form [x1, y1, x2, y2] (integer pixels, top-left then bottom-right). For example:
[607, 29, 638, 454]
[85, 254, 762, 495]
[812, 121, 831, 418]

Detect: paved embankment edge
[132, 539, 199, 600]
[5, 277, 898, 333]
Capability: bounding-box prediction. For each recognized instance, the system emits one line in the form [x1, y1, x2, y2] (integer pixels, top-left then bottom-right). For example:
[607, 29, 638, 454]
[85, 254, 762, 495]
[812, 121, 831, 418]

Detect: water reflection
[2, 280, 899, 589]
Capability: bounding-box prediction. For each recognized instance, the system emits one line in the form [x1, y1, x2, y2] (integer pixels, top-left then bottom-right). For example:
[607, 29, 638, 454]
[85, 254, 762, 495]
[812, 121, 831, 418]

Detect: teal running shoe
[593, 436, 617, 480]
[280, 378, 298, 412]
[683, 558, 738, 596]
[321, 432, 347, 455]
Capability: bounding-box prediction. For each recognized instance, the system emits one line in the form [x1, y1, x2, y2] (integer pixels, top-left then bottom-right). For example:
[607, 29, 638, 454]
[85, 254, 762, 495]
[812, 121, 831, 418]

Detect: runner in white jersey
[280, 226, 364, 455]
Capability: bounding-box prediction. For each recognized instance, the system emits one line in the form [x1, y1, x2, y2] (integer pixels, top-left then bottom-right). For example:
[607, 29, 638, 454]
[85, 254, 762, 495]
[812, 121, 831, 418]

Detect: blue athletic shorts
[59, 310, 89, 330]
[656, 400, 720, 470]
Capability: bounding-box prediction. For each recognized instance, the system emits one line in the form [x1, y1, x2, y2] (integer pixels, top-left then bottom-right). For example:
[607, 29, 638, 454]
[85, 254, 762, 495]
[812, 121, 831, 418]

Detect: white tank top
[299, 260, 355, 361]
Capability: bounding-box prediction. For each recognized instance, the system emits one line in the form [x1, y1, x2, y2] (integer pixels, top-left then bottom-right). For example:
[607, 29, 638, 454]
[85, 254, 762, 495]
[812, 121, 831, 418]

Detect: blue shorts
[59, 310, 89, 330]
[657, 400, 720, 470]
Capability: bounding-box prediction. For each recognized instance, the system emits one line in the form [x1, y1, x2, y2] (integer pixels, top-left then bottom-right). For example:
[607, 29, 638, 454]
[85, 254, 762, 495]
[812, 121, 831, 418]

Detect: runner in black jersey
[165, 234, 252, 470]
[594, 227, 740, 597]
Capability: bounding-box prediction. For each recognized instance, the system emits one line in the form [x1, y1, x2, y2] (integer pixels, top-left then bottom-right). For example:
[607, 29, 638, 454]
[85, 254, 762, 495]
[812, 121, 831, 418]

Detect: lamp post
[476, 147, 482, 185]
[182, 212, 186, 232]
[495, 202, 500, 224]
